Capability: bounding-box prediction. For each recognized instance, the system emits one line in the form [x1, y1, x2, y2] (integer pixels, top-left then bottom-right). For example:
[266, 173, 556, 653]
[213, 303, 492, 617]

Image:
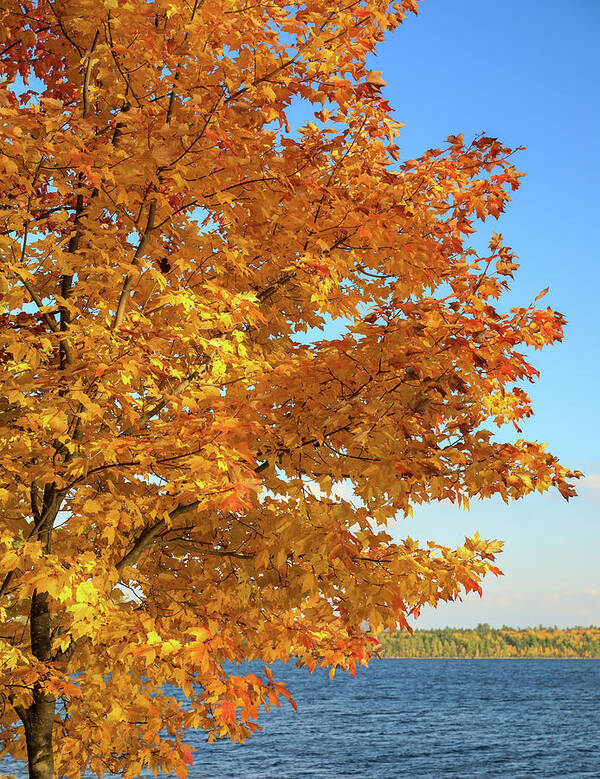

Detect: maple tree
[0, 0, 580, 776]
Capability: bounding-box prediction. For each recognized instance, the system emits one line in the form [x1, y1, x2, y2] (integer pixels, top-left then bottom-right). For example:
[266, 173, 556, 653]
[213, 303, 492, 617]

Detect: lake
[3, 659, 600, 777]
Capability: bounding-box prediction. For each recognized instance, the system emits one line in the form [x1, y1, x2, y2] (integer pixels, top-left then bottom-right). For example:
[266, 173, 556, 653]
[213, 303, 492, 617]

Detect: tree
[0, 0, 579, 776]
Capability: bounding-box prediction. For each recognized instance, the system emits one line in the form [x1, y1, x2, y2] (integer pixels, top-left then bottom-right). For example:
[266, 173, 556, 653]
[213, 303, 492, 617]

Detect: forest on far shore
[379, 626, 600, 658]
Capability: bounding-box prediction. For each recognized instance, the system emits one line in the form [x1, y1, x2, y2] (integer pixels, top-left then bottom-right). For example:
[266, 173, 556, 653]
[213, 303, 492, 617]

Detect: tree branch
[112, 199, 157, 330]
[53, 636, 84, 665]
[105, 16, 142, 107]
[0, 488, 64, 603]
[165, 540, 254, 560]
[119, 372, 197, 436]
[115, 499, 200, 574]
[12, 268, 63, 340]
[47, 0, 83, 56]
[82, 30, 100, 118]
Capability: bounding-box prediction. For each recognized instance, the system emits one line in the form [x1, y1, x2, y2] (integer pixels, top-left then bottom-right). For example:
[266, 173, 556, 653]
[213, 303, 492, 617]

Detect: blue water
[4, 660, 600, 777]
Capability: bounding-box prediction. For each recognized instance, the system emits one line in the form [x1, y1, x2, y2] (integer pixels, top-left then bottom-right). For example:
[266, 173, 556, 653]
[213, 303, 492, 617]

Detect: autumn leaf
[217, 700, 237, 725]
[365, 70, 387, 88]
[181, 746, 194, 766]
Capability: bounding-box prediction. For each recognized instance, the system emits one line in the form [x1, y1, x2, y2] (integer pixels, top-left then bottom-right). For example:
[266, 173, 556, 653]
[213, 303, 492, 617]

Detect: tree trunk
[11, 484, 62, 776]
[19, 589, 56, 778]
[22, 690, 56, 779]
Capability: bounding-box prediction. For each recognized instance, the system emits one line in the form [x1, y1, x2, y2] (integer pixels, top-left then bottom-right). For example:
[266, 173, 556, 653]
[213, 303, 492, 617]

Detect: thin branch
[0, 39, 20, 58]
[12, 268, 60, 335]
[105, 16, 142, 107]
[82, 30, 100, 118]
[47, 0, 83, 56]
[255, 270, 297, 303]
[119, 372, 197, 436]
[166, 70, 179, 124]
[167, 97, 223, 168]
[9, 156, 76, 358]
[112, 199, 157, 330]
[59, 182, 84, 369]
[165, 540, 253, 560]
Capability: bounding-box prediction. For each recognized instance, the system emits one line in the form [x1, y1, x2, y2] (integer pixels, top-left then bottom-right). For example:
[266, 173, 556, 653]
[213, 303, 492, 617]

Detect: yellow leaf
[75, 581, 98, 605]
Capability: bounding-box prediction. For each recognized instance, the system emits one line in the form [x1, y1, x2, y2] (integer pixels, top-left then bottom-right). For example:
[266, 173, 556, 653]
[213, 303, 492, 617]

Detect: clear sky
[298, 0, 600, 628]
[373, 0, 599, 628]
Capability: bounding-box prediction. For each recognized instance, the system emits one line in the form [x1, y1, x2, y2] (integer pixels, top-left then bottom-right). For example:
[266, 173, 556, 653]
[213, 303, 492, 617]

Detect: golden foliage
[0, 0, 579, 775]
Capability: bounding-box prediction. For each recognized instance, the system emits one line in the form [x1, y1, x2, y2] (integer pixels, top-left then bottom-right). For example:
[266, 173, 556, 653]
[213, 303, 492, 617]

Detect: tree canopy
[0, 0, 579, 776]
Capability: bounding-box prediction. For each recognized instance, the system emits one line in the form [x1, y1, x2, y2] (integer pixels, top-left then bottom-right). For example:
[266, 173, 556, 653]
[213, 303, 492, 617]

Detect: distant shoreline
[379, 655, 599, 659]
[378, 626, 600, 659]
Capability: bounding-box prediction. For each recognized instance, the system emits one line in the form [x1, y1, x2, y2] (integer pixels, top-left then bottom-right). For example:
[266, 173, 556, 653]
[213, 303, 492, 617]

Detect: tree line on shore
[379, 625, 600, 657]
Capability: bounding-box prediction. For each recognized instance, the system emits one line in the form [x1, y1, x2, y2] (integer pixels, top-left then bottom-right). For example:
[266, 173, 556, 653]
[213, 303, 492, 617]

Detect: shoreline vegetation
[379, 625, 600, 658]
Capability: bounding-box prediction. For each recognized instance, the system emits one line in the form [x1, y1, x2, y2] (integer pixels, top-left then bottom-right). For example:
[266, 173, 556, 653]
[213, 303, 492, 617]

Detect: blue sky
[368, 0, 600, 628]
[296, 0, 599, 628]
